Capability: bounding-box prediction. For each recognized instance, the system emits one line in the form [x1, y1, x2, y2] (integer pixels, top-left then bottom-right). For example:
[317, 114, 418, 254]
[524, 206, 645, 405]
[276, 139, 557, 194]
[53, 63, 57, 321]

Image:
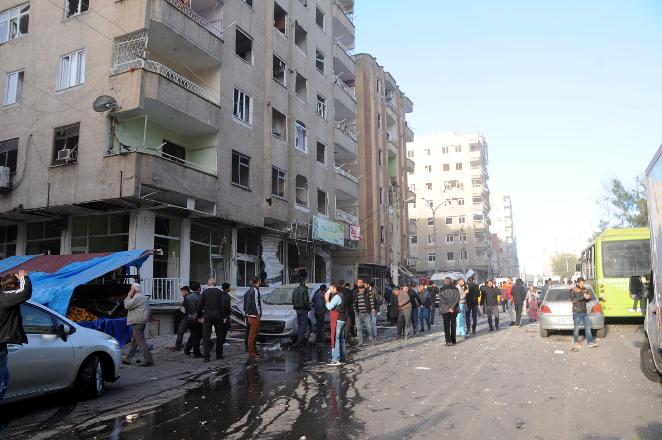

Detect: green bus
[580, 228, 650, 318]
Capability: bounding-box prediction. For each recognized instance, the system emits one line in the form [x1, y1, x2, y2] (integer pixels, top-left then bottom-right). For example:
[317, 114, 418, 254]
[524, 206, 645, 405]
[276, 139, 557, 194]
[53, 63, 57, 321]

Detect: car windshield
[545, 287, 596, 302]
[263, 287, 309, 305]
[601, 239, 650, 278]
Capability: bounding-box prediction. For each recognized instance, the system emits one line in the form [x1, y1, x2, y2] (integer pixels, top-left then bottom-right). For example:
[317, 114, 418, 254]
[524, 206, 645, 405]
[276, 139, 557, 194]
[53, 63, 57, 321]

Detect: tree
[551, 252, 578, 279]
[598, 176, 648, 230]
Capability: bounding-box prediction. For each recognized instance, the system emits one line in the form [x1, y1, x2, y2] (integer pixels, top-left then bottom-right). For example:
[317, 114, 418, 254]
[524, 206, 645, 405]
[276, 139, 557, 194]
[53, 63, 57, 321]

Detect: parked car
[2, 301, 122, 404]
[539, 286, 606, 338]
[233, 283, 329, 342]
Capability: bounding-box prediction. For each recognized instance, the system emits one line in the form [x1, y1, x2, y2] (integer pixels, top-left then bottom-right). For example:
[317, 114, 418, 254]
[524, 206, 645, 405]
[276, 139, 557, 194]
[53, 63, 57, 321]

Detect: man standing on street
[571, 277, 599, 351]
[244, 277, 263, 358]
[397, 286, 413, 339]
[343, 282, 356, 340]
[292, 276, 311, 346]
[123, 283, 154, 367]
[369, 281, 382, 339]
[439, 277, 460, 346]
[353, 279, 377, 345]
[465, 277, 480, 336]
[480, 279, 501, 332]
[418, 283, 432, 333]
[198, 279, 231, 362]
[312, 284, 327, 344]
[428, 281, 439, 326]
[171, 285, 203, 357]
[511, 279, 526, 327]
[0, 270, 32, 400]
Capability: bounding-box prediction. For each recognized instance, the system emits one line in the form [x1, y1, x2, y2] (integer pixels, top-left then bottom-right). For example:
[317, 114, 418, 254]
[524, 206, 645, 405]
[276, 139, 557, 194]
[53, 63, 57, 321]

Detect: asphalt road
[1, 312, 661, 440]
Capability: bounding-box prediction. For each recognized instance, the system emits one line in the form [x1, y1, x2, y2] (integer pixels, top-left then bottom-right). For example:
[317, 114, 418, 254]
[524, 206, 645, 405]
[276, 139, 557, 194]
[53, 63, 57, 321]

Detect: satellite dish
[93, 95, 120, 113]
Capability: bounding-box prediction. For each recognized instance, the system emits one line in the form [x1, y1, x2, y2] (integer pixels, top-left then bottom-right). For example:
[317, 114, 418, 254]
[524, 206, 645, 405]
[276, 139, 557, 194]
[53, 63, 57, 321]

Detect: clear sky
[355, 0, 662, 275]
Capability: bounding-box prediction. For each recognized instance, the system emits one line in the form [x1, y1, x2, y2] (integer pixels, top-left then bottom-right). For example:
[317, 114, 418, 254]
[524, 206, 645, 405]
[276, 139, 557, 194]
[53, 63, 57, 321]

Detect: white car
[2, 301, 122, 404]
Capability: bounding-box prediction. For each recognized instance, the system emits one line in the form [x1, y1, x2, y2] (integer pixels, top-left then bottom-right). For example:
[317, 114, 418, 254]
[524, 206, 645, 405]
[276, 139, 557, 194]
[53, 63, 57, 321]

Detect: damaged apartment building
[0, 0, 360, 330]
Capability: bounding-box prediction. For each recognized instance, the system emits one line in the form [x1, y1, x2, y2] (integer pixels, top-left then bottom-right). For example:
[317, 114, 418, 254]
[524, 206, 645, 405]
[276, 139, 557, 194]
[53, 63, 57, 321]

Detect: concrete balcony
[333, 42, 355, 79]
[332, 0, 355, 49]
[387, 136, 399, 157]
[406, 157, 415, 173]
[403, 95, 414, 113]
[333, 77, 357, 121]
[335, 166, 359, 202]
[336, 207, 359, 225]
[334, 121, 358, 161]
[405, 123, 415, 143]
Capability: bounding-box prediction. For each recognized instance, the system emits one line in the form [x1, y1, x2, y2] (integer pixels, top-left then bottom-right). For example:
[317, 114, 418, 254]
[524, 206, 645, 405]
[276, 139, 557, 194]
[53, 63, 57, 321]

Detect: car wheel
[596, 325, 607, 339]
[77, 354, 105, 399]
[640, 337, 662, 383]
[540, 327, 549, 338]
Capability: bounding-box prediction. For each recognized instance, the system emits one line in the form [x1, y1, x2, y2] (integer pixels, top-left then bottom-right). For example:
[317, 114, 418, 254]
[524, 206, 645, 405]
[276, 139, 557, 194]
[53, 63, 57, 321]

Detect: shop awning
[0, 250, 151, 315]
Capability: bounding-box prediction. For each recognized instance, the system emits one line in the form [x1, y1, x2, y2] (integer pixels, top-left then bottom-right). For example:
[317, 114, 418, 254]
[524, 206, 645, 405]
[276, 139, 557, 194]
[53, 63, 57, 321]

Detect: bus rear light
[541, 304, 552, 314]
[591, 304, 602, 313]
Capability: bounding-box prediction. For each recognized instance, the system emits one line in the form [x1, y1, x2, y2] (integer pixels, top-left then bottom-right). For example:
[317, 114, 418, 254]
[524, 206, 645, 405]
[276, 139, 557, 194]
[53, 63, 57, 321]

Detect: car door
[6, 304, 75, 398]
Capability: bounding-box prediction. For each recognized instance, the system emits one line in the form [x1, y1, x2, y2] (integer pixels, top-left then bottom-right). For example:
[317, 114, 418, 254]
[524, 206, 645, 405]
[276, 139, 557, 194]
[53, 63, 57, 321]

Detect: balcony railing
[333, 0, 354, 23]
[333, 75, 357, 101]
[143, 278, 181, 304]
[335, 165, 359, 183]
[384, 99, 397, 113]
[336, 207, 358, 225]
[335, 120, 358, 141]
[334, 40, 355, 61]
[164, 0, 223, 38]
[128, 146, 217, 175]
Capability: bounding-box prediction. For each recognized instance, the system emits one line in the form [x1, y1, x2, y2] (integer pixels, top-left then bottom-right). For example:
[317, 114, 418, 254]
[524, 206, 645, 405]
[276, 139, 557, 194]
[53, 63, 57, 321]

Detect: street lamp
[422, 197, 446, 272]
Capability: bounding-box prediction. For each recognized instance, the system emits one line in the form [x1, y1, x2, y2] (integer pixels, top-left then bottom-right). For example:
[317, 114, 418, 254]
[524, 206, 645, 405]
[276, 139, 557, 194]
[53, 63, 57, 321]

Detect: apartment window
[473, 196, 483, 205]
[295, 175, 308, 207]
[461, 250, 468, 260]
[475, 231, 486, 241]
[427, 234, 435, 245]
[243, 0, 254, 6]
[459, 232, 467, 242]
[4, 70, 23, 105]
[316, 93, 327, 119]
[457, 198, 465, 206]
[459, 215, 466, 224]
[447, 252, 454, 261]
[455, 145, 462, 153]
[233, 88, 252, 125]
[425, 165, 432, 173]
[427, 217, 434, 226]
[65, 0, 89, 18]
[428, 252, 436, 263]
[0, 138, 18, 173]
[471, 160, 482, 169]
[427, 200, 434, 208]
[444, 180, 464, 190]
[445, 216, 453, 225]
[426, 182, 432, 190]
[295, 72, 308, 101]
[424, 148, 431, 156]
[377, 113, 382, 129]
[378, 149, 383, 166]
[295, 121, 308, 152]
[446, 234, 454, 243]
[442, 146, 449, 154]
[456, 162, 463, 170]
[235, 28, 253, 64]
[472, 177, 482, 187]
[315, 49, 325, 73]
[0, 4, 29, 44]
[380, 226, 385, 244]
[411, 235, 417, 244]
[407, 150, 414, 158]
[274, 2, 287, 35]
[317, 189, 327, 215]
[294, 22, 307, 54]
[376, 79, 382, 94]
[273, 53, 287, 86]
[379, 187, 383, 205]
[271, 167, 286, 198]
[315, 6, 325, 29]
[316, 141, 326, 165]
[231, 151, 250, 188]
[161, 140, 186, 164]
[52, 123, 79, 165]
[272, 108, 287, 140]
[409, 184, 415, 191]
[473, 213, 484, 222]
[58, 49, 86, 90]
[443, 163, 450, 171]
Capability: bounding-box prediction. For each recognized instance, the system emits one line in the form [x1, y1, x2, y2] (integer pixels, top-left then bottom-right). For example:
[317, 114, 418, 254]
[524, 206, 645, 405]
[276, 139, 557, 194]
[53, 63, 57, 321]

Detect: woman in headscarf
[456, 278, 468, 337]
[527, 285, 539, 322]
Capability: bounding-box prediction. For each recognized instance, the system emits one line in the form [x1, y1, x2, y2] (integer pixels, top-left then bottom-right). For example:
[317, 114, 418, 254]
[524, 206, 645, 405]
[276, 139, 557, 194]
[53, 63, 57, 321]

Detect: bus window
[602, 240, 651, 278]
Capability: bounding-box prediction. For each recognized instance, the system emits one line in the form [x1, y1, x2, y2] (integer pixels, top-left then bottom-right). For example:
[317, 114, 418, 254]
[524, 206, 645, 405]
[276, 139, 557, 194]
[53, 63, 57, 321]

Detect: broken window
[4, 70, 23, 105]
[271, 167, 286, 198]
[445, 217, 453, 225]
[274, 2, 287, 36]
[272, 53, 287, 86]
[446, 234, 454, 244]
[317, 189, 327, 215]
[272, 108, 287, 141]
[233, 88, 252, 125]
[232, 151, 250, 188]
[58, 49, 86, 90]
[315, 6, 325, 29]
[294, 22, 307, 54]
[235, 28, 253, 64]
[428, 253, 436, 262]
[52, 123, 79, 165]
[0, 138, 18, 173]
[0, 3, 29, 43]
[65, 0, 89, 18]
[316, 141, 326, 164]
[315, 48, 325, 73]
[316, 93, 327, 119]
[295, 121, 307, 152]
[295, 175, 308, 207]
[295, 72, 307, 101]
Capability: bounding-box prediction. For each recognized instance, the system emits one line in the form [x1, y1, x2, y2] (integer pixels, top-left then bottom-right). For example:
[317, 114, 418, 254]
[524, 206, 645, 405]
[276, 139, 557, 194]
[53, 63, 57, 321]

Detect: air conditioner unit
[57, 148, 73, 162]
[0, 166, 10, 190]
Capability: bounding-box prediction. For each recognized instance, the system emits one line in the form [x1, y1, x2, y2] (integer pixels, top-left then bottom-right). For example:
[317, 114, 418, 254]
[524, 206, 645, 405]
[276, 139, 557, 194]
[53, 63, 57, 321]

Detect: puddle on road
[60, 346, 364, 440]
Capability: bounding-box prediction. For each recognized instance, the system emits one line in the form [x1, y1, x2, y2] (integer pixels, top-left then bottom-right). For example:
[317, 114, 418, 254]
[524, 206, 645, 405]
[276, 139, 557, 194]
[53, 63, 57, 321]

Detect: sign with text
[349, 225, 361, 241]
[313, 216, 345, 246]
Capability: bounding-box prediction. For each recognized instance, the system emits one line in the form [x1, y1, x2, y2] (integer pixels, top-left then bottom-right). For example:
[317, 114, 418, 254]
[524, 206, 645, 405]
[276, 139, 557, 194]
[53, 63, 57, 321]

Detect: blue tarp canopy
[0, 255, 35, 274]
[3, 250, 150, 315]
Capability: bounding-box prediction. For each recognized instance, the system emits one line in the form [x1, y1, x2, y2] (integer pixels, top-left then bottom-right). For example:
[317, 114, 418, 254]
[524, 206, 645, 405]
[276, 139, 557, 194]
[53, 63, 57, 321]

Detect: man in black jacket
[292, 276, 311, 346]
[198, 279, 231, 362]
[511, 279, 526, 327]
[466, 277, 480, 335]
[428, 282, 439, 326]
[438, 277, 460, 345]
[0, 270, 32, 401]
[480, 279, 501, 331]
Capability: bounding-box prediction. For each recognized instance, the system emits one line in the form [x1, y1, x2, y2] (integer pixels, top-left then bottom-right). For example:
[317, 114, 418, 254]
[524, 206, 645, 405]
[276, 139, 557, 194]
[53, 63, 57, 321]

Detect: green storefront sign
[312, 216, 345, 246]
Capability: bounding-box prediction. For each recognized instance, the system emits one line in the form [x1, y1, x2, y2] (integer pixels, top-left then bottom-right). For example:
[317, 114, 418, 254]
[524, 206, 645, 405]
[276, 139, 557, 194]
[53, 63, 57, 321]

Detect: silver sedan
[539, 286, 606, 338]
[2, 301, 122, 404]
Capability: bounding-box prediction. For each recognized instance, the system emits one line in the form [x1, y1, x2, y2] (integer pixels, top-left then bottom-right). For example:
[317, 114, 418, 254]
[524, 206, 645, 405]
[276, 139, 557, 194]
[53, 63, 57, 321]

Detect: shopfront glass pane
[109, 215, 130, 235]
